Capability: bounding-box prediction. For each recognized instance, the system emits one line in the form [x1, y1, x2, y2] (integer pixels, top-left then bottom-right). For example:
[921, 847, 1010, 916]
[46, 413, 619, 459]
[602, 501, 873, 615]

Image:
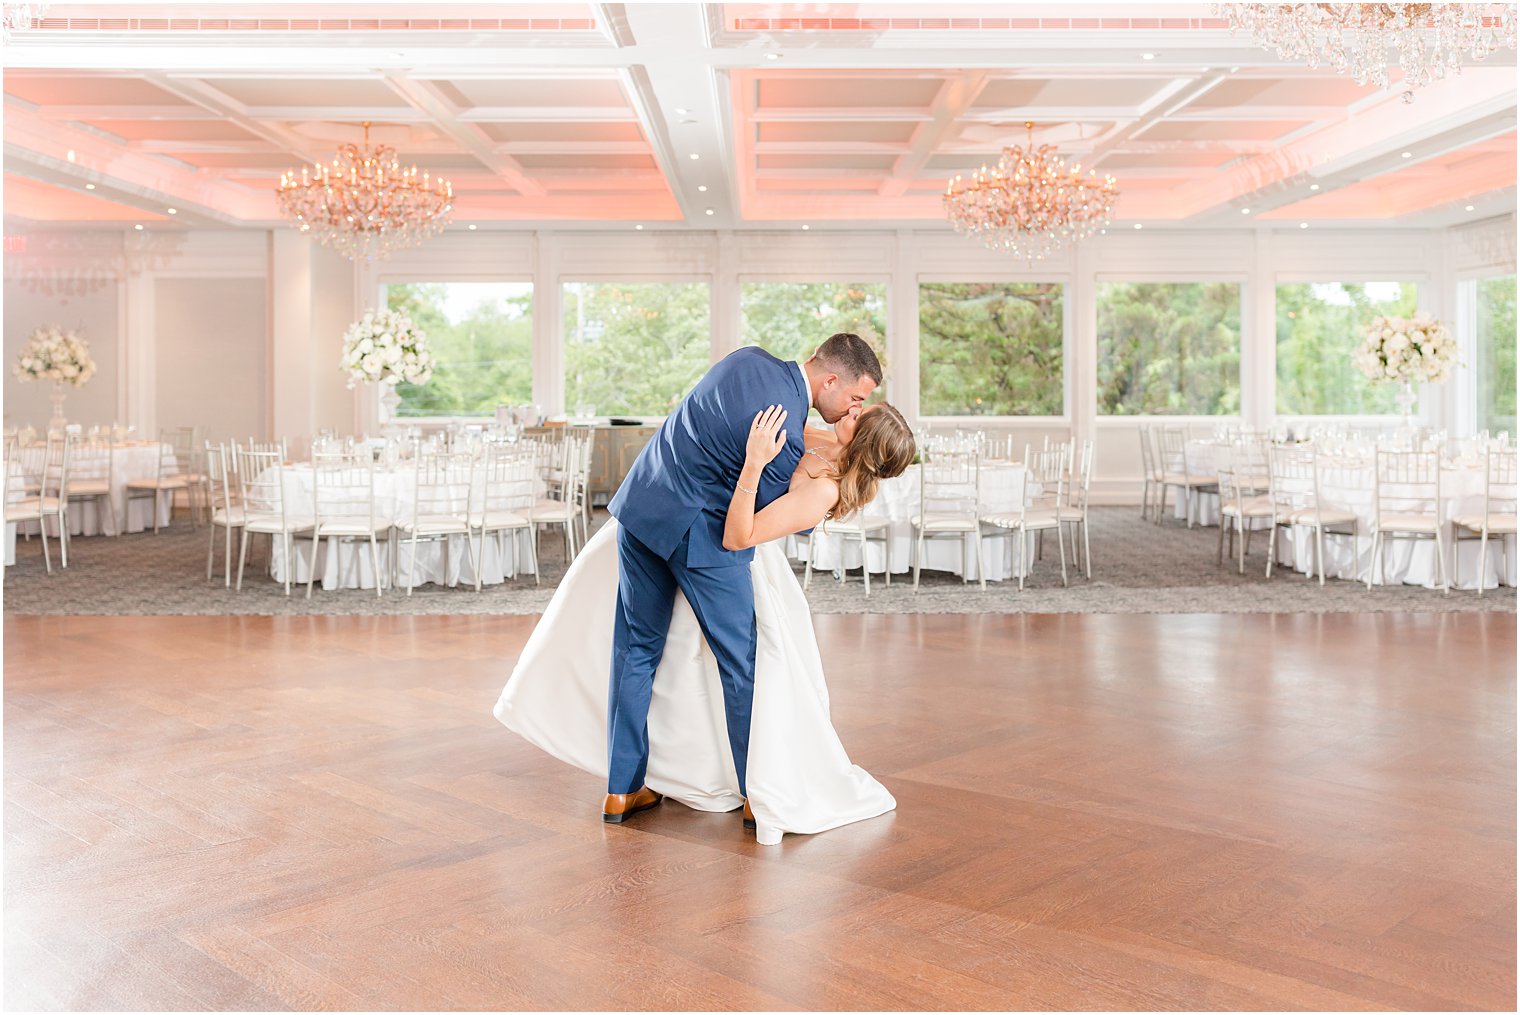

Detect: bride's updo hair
[830, 403, 915, 520]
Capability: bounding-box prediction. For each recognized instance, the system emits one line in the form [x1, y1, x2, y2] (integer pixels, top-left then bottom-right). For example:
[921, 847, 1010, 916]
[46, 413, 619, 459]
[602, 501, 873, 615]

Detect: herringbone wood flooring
[4, 613, 1515, 1011]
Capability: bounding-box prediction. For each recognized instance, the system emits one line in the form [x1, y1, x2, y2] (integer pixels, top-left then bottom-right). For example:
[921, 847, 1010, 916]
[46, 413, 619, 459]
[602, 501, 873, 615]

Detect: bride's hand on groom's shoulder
[746, 404, 788, 467]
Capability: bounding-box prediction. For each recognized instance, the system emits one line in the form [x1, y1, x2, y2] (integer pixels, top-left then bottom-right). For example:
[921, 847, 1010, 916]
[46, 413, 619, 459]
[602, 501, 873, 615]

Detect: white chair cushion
[399, 514, 469, 535]
[65, 480, 111, 496]
[315, 519, 388, 537]
[243, 513, 313, 534]
[126, 476, 189, 491]
[912, 512, 978, 532]
[1163, 472, 1216, 487]
[212, 506, 246, 526]
[1292, 507, 1359, 526]
[1376, 511, 1441, 533]
[982, 508, 1060, 529]
[1056, 505, 1085, 522]
[823, 515, 889, 534]
[1222, 496, 1274, 518]
[473, 509, 530, 530]
[1453, 512, 1519, 534]
[533, 500, 577, 522]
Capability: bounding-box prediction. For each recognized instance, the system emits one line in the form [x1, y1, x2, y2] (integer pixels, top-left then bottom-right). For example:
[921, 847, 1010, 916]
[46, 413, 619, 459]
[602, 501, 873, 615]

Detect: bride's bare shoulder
[803, 425, 838, 450]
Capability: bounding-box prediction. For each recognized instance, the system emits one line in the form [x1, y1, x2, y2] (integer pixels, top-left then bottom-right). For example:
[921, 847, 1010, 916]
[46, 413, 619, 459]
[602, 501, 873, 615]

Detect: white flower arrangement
[1353, 311, 1457, 386]
[13, 324, 96, 387]
[339, 307, 434, 389]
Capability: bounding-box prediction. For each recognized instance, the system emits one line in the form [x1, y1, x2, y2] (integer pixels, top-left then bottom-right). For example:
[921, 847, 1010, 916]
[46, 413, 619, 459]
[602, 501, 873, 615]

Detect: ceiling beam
[379, 73, 547, 199]
[879, 72, 988, 198]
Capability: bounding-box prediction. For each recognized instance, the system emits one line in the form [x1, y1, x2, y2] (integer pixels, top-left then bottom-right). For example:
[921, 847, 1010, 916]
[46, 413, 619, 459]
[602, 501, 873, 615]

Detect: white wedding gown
[493, 519, 895, 845]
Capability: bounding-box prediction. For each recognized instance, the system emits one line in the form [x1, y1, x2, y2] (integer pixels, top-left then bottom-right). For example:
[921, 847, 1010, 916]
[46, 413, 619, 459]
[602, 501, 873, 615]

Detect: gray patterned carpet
[4, 507, 1511, 616]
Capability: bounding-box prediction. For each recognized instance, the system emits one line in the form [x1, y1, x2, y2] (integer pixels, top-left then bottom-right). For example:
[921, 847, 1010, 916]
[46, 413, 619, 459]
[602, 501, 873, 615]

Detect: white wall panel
[154, 277, 266, 443]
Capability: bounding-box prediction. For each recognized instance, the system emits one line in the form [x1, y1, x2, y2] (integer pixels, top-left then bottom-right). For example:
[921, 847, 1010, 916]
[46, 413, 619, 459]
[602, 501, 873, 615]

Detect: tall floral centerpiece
[339, 307, 433, 420]
[1353, 311, 1457, 428]
[13, 324, 96, 432]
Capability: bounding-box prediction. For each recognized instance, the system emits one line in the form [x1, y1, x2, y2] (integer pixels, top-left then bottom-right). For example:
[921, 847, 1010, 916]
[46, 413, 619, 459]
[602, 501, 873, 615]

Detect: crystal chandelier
[1214, 3, 1518, 92]
[943, 122, 1119, 260]
[276, 122, 454, 262]
[3, 2, 49, 30]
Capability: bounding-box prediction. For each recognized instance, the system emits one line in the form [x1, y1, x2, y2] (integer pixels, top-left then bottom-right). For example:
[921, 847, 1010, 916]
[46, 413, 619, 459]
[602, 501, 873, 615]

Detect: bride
[493, 401, 917, 845]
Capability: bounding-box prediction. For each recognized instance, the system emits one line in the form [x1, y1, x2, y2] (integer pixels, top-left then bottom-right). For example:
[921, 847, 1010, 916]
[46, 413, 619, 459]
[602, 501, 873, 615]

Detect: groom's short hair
[812, 333, 882, 385]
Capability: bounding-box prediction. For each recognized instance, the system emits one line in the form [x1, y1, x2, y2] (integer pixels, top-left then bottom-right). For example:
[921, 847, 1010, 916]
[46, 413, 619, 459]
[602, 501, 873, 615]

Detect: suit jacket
[608, 346, 809, 568]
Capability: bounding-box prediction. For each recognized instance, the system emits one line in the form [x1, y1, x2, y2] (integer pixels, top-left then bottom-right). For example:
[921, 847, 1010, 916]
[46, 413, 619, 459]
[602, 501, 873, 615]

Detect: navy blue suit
[605, 347, 809, 796]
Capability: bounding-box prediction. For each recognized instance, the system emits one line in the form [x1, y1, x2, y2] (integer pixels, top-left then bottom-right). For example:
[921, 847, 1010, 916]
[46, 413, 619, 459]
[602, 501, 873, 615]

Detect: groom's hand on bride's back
[745, 405, 788, 467]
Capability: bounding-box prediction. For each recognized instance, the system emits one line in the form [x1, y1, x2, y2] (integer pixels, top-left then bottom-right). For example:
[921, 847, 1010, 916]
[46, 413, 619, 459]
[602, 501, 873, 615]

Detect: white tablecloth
[5, 442, 175, 566]
[259, 461, 544, 591]
[1172, 440, 1514, 591]
[784, 460, 1050, 582]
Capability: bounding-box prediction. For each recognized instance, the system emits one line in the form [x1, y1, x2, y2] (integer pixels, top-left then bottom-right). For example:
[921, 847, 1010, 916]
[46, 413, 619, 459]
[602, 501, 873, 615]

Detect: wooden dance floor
[4, 612, 1515, 1011]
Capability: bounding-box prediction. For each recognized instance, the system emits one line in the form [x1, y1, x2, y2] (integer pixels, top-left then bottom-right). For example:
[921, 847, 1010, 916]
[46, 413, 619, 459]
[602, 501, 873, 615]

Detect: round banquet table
[1170, 439, 1514, 591]
[784, 459, 1047, 582]
[4, 441, 176, 566]
[259, 460, 544, 591]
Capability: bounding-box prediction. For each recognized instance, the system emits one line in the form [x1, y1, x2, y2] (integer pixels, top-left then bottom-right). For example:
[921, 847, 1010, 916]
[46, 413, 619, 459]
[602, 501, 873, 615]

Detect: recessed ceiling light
[467, 224, 477, 230]
[1401, 151, 1413, 158]
[1241, 208, 1251, 215]
[635, 224, 644, 230]
[1133, 223, 1143, 230]
[765, 52, 781, 60]
[134, 224, 144, 230]
[1299, 222, 1309, 229]
[166, 208, 177, 215]
[1141, 52, 1156, 60]
[84, 183, 95, 190]
[704, 208, 715, 216]
[697, 184, 708, 192]
[675, 108, 691, 115]
[66, 149, 76, 162]
[1309, 183, 1320, 191]
[801, 224, 810, 230]
[689, 153, 700, 160]
[1466, 204, 1476, 211]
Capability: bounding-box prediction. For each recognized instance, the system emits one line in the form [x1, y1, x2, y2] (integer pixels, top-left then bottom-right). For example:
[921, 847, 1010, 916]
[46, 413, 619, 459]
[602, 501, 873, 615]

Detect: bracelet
[737, 481, 757, 495]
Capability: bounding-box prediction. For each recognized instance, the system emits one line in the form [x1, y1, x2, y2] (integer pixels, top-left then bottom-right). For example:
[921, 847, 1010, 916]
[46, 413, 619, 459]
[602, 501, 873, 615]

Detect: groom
[603, 333, 882, 826]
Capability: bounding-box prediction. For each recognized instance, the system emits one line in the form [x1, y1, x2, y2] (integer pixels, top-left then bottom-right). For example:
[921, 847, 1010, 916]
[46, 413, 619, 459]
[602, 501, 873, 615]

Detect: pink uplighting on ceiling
[4, 175, 168, 222]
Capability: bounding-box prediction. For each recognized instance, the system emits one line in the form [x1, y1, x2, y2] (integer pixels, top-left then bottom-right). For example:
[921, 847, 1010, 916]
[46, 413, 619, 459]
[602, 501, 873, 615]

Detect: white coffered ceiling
[3, 2, 1515, 231]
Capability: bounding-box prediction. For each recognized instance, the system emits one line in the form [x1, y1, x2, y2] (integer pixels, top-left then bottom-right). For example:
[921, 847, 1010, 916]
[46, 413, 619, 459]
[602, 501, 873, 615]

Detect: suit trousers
[608, 524, 757, 798]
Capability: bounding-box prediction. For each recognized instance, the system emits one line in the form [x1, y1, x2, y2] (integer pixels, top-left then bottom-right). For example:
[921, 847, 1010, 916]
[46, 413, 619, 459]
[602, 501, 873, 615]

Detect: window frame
[372, 274, 536, 425]
[1092, 273, 1248, 422]
[914, 272, 1073, 425]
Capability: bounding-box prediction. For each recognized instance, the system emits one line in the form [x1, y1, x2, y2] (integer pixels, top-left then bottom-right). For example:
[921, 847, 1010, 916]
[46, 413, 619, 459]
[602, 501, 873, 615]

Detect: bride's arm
[724, 405, 836, 551]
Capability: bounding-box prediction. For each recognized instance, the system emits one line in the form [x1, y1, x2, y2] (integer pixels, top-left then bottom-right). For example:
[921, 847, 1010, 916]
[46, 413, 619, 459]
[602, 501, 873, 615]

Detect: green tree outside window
[385, 281, 533, 417]
[919, 282, 1064, 416]
[563, 282, 710, 416]
[1275, 281, 1417, 415]
[1477, 274, 1517, 435]
[1097, 282, 1241, 416]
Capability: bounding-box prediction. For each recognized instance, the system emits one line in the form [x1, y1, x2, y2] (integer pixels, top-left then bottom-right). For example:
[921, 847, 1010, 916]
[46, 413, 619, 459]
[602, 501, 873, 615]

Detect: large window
[1476, 274, 1517, 434]
[386, 281, 533, 417]
[1097, 282, 1241, 416]
[918, 282, 1063, 416]
[1276, 281, 1417, 416]
[740, 281, 886, 363]
[562, 281, 710, 416]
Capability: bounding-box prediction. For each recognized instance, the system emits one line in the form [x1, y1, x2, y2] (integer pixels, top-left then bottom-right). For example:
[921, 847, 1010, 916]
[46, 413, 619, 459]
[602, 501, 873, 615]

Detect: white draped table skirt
[1173, 441, 1515, 591]
[785, 461, 1044, 582]
[256, 461, 547, 591]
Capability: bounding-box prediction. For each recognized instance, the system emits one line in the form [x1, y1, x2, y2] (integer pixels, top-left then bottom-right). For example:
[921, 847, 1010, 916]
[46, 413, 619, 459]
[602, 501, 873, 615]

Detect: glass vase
[47, 381, 67, 434]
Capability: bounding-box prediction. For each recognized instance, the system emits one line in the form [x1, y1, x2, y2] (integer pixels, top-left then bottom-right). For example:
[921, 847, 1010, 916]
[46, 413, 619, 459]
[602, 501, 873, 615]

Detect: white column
[122, 264, 156, 436]
[711, 231, 741, 363]
[269, 230, 316, 444]
[533, 231, 563, 418]
[1246, 229, 1276, 430]
[890, 229, 919, 419]
[1070, 239, 1097, 448]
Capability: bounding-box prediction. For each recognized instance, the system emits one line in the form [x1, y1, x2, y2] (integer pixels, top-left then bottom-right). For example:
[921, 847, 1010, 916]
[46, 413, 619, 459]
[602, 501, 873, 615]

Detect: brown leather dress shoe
[742, 798, 756, 831]
[603, 786, 663, 824]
